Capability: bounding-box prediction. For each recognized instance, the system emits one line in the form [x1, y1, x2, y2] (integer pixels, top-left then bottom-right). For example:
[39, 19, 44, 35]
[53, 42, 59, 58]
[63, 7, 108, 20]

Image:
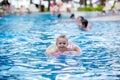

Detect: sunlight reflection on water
[0, 13, 120, 80]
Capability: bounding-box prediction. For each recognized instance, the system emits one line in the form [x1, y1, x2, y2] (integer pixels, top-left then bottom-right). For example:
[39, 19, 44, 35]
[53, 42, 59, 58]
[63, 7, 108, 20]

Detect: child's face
[56, 38, 68, 49]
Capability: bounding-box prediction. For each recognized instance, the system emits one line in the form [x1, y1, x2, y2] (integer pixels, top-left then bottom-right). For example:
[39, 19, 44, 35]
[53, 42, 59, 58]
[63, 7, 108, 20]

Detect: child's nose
[60, 44, 65, 46]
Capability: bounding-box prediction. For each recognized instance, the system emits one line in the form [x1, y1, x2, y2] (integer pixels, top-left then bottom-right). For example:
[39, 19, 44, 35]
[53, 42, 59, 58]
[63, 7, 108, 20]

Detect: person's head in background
[70, 13, 75, 19]
[58, 13, 62, 18]
[77, 16, 91, 30]
[76, 16, 84, 25]
[77, 16, 84, 21]
[101, 10, 106, 15]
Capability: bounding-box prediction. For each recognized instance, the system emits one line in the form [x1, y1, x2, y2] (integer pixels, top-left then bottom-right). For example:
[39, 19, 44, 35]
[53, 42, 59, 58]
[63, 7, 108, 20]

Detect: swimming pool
[0, 13, 120, 80]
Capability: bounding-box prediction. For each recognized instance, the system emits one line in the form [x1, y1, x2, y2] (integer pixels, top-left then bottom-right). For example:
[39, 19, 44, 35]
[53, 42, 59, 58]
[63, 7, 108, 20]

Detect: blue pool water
[0, 13, 120, 80]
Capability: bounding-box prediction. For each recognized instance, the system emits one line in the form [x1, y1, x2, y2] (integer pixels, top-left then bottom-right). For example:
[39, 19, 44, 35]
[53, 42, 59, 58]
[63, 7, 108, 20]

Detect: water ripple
[0, 13, 120, 80]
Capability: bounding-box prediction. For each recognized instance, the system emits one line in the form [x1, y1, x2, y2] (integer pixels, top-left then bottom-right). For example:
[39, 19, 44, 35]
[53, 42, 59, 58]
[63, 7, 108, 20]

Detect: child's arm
[74, 46, 81, 54]
[67, 46, 81, 54]
[75, 46, 82, 54]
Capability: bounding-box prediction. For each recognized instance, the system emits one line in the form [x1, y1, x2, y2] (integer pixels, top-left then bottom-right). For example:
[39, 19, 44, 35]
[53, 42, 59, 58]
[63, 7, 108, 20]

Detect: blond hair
[56, 34, 68, 42]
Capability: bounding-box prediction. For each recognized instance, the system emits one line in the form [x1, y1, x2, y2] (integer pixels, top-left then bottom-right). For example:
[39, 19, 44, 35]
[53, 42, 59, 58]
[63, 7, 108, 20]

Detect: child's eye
[59, 42, 62, 44]
[63, 43, 66, 45]
[59, 42, 66, 45]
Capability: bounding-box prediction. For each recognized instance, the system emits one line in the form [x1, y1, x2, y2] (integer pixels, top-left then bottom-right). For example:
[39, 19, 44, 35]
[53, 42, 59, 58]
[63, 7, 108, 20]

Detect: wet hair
[57, 34, 68, 42]
[81, 19, 88, 28]
[58, 13, 62, 18]
[70, 14, 75, 18]
[77, 16, 84, 20]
